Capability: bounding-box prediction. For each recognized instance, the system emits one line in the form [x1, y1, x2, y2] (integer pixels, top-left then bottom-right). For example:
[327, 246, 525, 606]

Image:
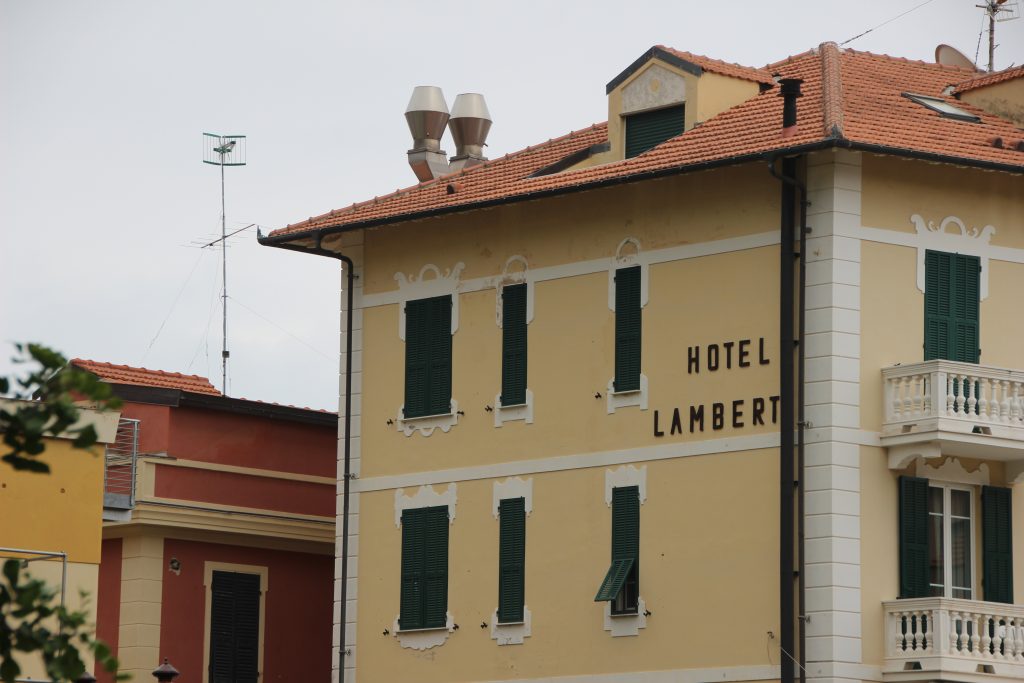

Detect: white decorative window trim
[915, 456, 990, 486]
[495, 256, 535, 426]
[392, 612, 455, 650]
[605, 465, 647, 506]
[910, 214, 994, 301]
[491, 606, 532, 645]
[394, 483, 457, 528]
[603, 465, 648, 637]
[492, 477, 534, 518]
[397, 401, 459, 437]
[395, 262, 464, 436]
[607, 238, 650, 414]
[604, 596, 648, 637]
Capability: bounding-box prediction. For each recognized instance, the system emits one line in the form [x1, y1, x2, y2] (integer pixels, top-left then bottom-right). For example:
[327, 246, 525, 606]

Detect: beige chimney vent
[405, 86, 452, 182]
[448, 93, 492, 172]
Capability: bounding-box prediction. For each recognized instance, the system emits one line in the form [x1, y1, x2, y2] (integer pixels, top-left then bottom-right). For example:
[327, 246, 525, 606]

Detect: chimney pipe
[405, 86, 451, 182]
[448, 93, 492, 172]
[778, 78, 804, 130]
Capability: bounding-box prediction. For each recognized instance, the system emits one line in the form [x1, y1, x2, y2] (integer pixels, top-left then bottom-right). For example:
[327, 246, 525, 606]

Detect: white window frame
[928, 482, 976, 600]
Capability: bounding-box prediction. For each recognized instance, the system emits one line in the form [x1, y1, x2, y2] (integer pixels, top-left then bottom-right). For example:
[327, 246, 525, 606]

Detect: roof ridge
[843, 47, 980, 73]
[821, 41, 845, 138]
[952, 64, 1024, 94]
[283, 122, 609, 231]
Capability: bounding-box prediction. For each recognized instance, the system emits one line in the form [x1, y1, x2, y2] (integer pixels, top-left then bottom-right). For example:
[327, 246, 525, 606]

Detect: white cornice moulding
[910, 214, 995, 301]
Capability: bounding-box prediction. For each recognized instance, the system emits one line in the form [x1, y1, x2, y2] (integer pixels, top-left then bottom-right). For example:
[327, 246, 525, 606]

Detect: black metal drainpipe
[769, 76, 806, 683]
[266, 232, 355, 678]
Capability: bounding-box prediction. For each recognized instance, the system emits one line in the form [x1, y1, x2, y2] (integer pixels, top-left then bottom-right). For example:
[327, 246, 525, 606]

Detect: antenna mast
[977, 0, 1019, 71]
[202, 133, 247, 394]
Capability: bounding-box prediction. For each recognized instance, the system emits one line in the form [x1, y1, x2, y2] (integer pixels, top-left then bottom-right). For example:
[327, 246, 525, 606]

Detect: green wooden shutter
[422, 506, 450, 628]
[595, 486, 640, 606]
[501, 284, 528, 406]
[400, 506, 449, 630]
[924, 251, 980, 363]
[614, 267, 642, 392]
[983, 486, 1014, 604]
[209, 571, 260, 683]
[404, 296, 453, 419]
[497, 497, 526, 623]
[625, 105, 685, 159]
[899, 476, 930, 599]
[399, 507, 427, 629]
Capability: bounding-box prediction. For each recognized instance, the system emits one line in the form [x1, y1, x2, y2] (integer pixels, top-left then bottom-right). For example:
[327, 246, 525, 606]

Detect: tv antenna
[977, 0, 1019, 71]
[202, 133, 247, 394]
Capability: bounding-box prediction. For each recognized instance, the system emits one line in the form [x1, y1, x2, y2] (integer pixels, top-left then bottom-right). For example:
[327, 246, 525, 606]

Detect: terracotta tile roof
[268, 43, 1024, 241]
[657, 45, 775, 85]
[71, 359, 222, 395]
[952, 64, 1024, 94]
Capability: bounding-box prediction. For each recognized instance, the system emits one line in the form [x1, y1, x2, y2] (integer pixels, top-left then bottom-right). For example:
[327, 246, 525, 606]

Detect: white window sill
[604, 596, 647, 637]
[491, 606, 532, 645]
[606, 375, 648, 414]
[494, 390, 534, 427]
[397, 400, 459, 436]
[393, 612, 455, 650]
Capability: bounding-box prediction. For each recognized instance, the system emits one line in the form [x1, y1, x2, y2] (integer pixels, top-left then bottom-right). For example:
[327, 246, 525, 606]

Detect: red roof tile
[952, 65, 1024, 94]
[268, 43, 1024, 241]
[71, 359, 222, 395]
[657, 46, 775, 85]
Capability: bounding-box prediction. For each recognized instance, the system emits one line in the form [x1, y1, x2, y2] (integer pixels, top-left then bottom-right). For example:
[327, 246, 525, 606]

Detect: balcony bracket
[889, 443, 942, 470]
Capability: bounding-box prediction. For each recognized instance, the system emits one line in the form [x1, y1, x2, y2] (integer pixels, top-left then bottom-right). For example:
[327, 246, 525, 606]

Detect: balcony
[103, 417, 139, 521]
[882, 361, 1024, 469]
[884, 597, 1024, 683]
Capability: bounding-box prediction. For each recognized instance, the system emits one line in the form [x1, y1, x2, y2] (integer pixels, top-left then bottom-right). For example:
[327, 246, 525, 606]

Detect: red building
[75, 360, 337, 683]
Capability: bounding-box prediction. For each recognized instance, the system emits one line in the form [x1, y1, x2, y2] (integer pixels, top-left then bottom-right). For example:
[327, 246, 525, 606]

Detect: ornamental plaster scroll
[1006, 462, 1024, 485]
[492, 477, 534, 519]
[491, 607, 532, 645]
[915, 457, 990, 486]
[910, 214, 995, 301]
[394, 484, 457, 528]
[395, 262, 465, 341]
[888, 442, 942, 470]
[396, 400, 459, 437]
[392, 611, 455, 650]
[604, 596, 648, 637]
[605, 465, 647, 506]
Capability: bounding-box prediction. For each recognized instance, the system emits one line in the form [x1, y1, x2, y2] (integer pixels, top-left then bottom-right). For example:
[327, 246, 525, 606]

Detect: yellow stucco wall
[358, 451, 779, 682]
[959, 78, 1024, 126]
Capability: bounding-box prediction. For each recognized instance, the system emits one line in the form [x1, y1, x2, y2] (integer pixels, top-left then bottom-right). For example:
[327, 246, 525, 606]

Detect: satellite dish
[935, 44, 979, 70]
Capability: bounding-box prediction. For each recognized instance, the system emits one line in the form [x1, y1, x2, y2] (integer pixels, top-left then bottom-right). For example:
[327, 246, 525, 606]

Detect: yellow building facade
[0, 400, 121, 680]
[263, 43, 1024, 683]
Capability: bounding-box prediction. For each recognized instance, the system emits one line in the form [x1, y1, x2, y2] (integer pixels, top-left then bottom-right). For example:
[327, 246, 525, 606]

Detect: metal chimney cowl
[405, 86, 452, 182]
[448, 93, 492, 172]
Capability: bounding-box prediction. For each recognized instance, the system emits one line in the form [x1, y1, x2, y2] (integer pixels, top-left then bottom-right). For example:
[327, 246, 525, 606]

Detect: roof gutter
[259, 139, 1022, 255]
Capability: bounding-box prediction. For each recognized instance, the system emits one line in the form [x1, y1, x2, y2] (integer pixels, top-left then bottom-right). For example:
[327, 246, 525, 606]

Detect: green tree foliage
[1, 343, 120, 473]
[0, 343, 124, 681]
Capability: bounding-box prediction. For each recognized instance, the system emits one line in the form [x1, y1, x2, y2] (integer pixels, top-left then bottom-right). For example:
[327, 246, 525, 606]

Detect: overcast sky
[3, 0, 1022, 411]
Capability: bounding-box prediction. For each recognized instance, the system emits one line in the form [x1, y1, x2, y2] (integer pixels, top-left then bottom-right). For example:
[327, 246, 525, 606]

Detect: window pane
[929, 487, 944, 514]
[951, 489, 971, 518]
[929, 512, 944, 592]
[951, 516, 972, 598]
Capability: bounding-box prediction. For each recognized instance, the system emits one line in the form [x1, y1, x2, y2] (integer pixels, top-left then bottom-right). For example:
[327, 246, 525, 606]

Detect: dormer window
[903, 92, 980, 122]
[624, 105, 686, 158]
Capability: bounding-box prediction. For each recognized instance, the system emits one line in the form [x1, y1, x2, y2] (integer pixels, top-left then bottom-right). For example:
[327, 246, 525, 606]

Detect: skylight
[902, 93, 980, 122]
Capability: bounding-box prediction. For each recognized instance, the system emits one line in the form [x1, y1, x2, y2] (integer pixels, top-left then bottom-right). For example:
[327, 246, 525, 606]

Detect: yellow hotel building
[261, 43, 1024, 683]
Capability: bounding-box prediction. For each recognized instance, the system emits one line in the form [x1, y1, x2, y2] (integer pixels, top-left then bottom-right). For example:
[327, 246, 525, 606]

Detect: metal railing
[103, 417, 139, 510]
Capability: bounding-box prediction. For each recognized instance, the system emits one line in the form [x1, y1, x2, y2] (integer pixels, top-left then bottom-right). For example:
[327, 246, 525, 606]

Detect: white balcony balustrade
[884, 598, 1024, 683]
[881, 361, 1024, 467]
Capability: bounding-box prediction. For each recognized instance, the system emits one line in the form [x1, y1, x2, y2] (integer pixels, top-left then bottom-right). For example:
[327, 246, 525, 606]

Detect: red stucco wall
[96, 537, 122, 683]
[153, 465, 334, 517]
[117, 403, 171, 455]
[159, 538, 333, 683]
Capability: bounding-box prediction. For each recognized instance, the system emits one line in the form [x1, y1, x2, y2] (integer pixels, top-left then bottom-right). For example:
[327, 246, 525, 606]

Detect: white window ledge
[604, 597, 648, 637]
[392, 612, 455, 650]
[494, 390, 534, 427]
[606, 375, 649, 414]
[397, 400, 459, 436]
[491, 607, 532, 645]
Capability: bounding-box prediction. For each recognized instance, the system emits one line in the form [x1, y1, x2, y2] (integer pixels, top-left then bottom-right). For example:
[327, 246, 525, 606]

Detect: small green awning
[594, 558, 634, 602]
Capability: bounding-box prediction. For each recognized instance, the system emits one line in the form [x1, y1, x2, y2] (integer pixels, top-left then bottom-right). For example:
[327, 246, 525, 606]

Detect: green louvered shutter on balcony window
[899, 476, 930, 599]
[982, 486, 1014, 604]
[595, 486, 640, 611]
[497, 497, 526, 623]
[501, 284, 528, 406]
[400, 506, 449, 630]
[404, 295, 453, 419]
[625, 105, 685, 159]
[924, 250, 979, 363]
[614, 267, 642, 392]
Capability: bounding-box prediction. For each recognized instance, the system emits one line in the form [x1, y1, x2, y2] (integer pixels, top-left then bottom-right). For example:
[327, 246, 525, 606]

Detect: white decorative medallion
[910, 214, 994, 300]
